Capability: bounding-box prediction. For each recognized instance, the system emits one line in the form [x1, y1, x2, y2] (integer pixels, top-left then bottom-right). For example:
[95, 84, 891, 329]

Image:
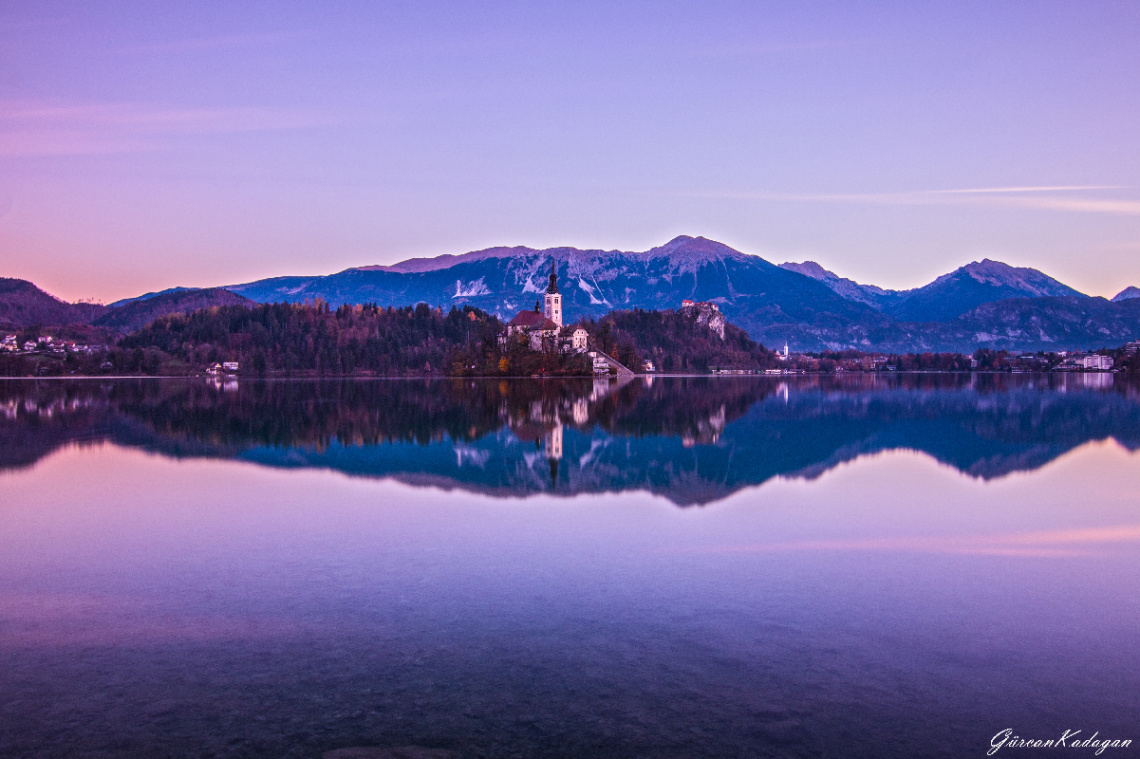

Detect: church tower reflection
[544, 422, 562, 490]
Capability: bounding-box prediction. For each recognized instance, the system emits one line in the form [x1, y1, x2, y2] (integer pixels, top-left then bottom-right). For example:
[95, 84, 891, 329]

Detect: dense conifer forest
[119, 302, 508, 376]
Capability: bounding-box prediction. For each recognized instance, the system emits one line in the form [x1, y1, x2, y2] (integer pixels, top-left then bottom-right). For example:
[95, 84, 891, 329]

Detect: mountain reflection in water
[2, 373, 1137, 505]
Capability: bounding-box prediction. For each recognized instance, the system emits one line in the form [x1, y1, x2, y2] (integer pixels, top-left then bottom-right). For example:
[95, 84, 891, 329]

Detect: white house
[1079, 354, 1113, 370]
[562, 325, 588, 353]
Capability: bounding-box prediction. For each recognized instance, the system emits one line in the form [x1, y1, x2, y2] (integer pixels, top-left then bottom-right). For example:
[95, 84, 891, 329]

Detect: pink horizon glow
[1, 3, 1139, 303]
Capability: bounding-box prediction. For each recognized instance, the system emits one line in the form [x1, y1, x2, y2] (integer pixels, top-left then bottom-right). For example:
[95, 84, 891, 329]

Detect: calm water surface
[1, 375, 1139, 758]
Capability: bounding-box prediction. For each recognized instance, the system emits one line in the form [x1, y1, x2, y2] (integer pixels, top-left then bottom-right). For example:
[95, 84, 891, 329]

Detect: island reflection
[2, 373, 1138, 505]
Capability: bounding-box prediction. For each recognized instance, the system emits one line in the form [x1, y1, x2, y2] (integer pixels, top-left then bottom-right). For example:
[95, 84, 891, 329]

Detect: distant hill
[778, 261, 901, 310]
[585, 307, 778, 373]
[0, 279, 251, 335]
[94, 288, 254, 333]
[779, 258, 1089, 324]
[0, 278, 107, 330]
[1113, 286, 1140, 302]
[108, 286, 195, 308]
[884, 296, 1140, 353]
[886, 260, 1086, 322]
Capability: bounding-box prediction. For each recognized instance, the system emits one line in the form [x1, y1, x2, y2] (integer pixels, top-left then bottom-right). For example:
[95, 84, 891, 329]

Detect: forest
[581, 308, 778, 373]
[3, 299, 1135, 378]
[119, 301, 512, 376]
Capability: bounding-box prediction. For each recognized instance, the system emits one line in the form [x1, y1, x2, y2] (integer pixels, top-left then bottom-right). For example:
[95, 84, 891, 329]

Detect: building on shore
[206, 361, 241, 375]
[1079, 354, 1114, 371]
[503, 259, 588, 353]
[1058, 354, 1114, 371]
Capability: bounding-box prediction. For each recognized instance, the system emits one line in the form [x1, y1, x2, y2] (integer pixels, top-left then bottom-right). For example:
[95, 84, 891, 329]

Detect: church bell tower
[543, 259, 562, 327]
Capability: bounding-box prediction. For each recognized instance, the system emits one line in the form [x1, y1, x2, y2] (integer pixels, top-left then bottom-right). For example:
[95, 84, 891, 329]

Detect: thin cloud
[996, 196, 1140, 216]
[0, 99, 335, 156]
[677, 523, 1140, 558]
[679, 185, 1140, 217]
[921, 185, 1126, 194]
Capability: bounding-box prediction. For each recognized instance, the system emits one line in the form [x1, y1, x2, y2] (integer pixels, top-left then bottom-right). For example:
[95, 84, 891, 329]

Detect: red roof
[508, 311, 558, 330]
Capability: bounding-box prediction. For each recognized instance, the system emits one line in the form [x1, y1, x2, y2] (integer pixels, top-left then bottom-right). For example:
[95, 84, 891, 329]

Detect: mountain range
[4, 236, 1139, 352]
[777, 257, 1086, 321]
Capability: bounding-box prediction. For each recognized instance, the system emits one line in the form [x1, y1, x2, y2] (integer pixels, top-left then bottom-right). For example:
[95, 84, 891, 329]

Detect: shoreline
[0, 369, 1125, 381]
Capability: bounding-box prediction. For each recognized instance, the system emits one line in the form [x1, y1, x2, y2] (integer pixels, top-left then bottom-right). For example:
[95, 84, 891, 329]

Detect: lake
[1, 375, 1139, 758]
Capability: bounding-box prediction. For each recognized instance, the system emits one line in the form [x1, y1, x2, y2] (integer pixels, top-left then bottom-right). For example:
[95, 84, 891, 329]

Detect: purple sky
[2, 1, 1139, 303]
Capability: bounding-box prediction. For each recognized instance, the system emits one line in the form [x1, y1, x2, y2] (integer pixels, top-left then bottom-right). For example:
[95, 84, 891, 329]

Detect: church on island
[504, 260, 588, 354]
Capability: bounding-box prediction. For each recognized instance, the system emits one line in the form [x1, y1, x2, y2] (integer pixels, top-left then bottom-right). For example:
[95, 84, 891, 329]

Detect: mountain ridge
[891, 259, 1085, 322]
[222, 236, 1135, 351]
[1, 278, 108, 330]
[0, 279, 250, 336]
[1113, 286, 1140, 302]
[224, 236, 874, 346]
[780, 257, 1086, 322]
[777, 261, 899, 310]
[94, 288, 254, 333]
[5, 236, 1139, 352]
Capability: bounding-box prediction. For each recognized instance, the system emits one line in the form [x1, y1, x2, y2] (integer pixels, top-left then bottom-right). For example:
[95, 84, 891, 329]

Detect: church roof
[508, 311, 559, 330]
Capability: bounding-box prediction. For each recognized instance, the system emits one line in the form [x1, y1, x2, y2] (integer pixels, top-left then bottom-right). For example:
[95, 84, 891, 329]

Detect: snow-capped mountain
[780, 258, 1086, 323]
[1112, 286, 1140, 302]
[226, 236, 885, 348]
[889, 259, 1087, 322]
[8, 236, 1138, 352]
[218, 237, 1140, 351]
[777, 261, 901, 310]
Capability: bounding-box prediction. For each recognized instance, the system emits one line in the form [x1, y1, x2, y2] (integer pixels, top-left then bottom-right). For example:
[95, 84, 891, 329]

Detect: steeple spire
[542, 258, 563, 327]
[546, 259, 559, 294]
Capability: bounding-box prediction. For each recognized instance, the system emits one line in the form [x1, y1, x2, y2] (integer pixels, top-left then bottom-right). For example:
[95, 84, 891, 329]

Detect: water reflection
[2, 373, 1140, 505]
[3, 376, 1140, 758]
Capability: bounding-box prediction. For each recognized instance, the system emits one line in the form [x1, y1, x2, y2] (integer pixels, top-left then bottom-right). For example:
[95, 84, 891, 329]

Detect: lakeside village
[3, 261, 1140, 378]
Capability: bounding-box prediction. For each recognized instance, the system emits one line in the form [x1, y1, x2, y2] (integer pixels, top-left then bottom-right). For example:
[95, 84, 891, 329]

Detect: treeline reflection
[2, 374, 1138, 505]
